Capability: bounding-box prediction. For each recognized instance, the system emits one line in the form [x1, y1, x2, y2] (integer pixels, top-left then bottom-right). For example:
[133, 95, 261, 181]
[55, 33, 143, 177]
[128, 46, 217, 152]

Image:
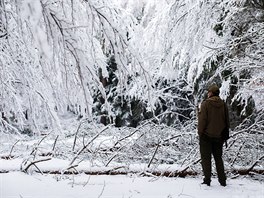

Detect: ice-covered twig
[243, 155, 264, 174]
[22, 157, 52, 173]
[8, 140, 19, 158]
[148, 141, 160, 168]
[52, 135, 59, 153]
[30, 133, 50, 160]
[72, 119, 89, 151]
[68, 125, 110, 167]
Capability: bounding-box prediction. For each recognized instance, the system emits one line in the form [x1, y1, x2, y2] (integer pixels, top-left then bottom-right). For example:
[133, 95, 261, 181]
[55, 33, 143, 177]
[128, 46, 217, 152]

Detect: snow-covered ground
[1, 171, 263, 198]
[1, 126, 263, 198]
[1, 143, 263, 198]
[1, 132, 263, 198]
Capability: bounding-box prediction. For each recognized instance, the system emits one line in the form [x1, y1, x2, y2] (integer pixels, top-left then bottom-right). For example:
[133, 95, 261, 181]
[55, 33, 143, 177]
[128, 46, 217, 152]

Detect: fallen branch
[22, 158, 52, 173]
[148, 141, 160, 168]
[68, 125, 111, 167]
[72, 119, 89, 151]
[113, 127, 141, 148]
[9, 140, 20, 158]
[30, 133, 51, 159]
[52, 135, 59, 152]
[112, 114, 174, 148]
[105, 152, 119, 167]
[11, 166, 264, 177]
[236, 155, 264, 175]
[0, 140, 20, 159]
[178, 158, 201, 176]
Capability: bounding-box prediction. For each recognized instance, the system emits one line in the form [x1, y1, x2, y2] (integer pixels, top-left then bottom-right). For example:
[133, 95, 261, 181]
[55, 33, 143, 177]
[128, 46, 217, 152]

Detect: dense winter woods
[0, 0, 263, 177]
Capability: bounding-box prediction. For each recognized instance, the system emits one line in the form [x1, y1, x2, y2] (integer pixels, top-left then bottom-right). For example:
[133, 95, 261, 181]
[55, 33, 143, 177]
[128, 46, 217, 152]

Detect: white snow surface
[1, 158, 264, 198]
[1, 171, 263, 198]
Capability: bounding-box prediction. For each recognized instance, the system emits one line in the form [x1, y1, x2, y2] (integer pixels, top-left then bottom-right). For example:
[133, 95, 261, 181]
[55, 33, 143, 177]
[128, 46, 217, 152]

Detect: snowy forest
[0, 0, 264, 183]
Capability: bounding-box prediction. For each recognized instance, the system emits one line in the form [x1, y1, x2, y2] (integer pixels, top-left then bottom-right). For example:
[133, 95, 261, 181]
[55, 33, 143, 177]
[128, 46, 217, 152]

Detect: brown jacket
[198, 96, 229, 138]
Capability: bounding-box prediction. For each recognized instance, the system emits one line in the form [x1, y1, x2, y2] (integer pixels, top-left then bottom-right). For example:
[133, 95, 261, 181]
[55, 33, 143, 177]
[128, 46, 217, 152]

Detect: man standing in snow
[198, 84, 229, 186]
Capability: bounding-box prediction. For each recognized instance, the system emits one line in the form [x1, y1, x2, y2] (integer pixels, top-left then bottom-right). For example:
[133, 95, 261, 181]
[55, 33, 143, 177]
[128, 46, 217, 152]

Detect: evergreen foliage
[0, 0, 263, 133]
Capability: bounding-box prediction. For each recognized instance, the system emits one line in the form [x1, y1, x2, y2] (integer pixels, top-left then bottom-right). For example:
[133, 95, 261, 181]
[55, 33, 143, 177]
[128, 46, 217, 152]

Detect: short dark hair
[208, 85, 220, 96]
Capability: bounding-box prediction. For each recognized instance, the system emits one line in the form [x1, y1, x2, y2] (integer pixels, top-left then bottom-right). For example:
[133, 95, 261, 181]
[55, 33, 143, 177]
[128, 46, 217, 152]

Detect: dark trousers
[199, 134, 226, 184]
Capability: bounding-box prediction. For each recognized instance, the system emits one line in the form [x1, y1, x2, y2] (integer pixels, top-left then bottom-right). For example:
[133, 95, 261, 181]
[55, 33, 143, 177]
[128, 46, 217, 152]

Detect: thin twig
[246, 155, 264, 174]
[23, 158, 52, 173]
[97, 181, 106, 198]
[52, 135, 59, 152]
[148, 141, 160, 168]
[69, 125, 111, 167]
[9, 140, 20, 157]
[72, 119, 87, 151]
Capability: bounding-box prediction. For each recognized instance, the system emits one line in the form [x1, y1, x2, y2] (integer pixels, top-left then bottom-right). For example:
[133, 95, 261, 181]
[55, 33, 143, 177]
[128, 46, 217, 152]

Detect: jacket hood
[206, 96, 224, 108]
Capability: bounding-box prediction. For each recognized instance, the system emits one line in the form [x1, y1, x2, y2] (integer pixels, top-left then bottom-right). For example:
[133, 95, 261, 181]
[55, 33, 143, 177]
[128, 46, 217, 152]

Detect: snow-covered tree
[0, 0, 263, 135]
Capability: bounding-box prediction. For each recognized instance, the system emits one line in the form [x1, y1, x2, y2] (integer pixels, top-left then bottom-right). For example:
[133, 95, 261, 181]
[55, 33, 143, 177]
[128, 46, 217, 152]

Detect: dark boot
[201, 181, 210, 186]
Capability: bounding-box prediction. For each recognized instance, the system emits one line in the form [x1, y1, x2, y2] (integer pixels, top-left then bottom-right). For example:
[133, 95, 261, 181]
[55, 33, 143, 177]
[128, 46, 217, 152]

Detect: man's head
[207, 85, 220, 97]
